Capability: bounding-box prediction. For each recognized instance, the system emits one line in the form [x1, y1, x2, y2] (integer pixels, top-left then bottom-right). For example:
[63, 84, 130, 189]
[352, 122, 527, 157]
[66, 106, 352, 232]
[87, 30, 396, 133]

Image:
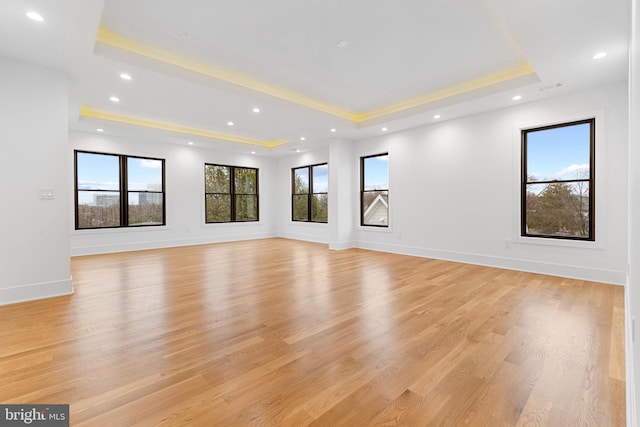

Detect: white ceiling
[0, 0, 630, 155]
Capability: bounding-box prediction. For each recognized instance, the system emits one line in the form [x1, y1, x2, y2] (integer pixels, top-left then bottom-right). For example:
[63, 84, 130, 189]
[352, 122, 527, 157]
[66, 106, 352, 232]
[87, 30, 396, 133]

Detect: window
[292, 163, 328, 223]
[205, 164, 258, 223]
[75, 151, 165, 229]
[361, 153, 389, 227]
[521, 119, 594, 240]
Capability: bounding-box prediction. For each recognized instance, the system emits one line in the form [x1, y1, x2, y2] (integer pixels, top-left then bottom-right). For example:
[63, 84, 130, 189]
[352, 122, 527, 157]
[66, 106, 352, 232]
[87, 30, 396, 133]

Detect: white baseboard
[0, 277, 73, 306]
[276, 231, 354, 249]
[329, 241, 354, 250]
[354, 241, 627, 285]
[71, 232, 277, 256]
[276, 231, 329, 245]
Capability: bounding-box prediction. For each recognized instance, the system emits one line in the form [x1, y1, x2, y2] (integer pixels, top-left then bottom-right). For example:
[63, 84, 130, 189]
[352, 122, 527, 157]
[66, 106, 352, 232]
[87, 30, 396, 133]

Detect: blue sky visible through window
[77, 152, 119, 192]
[312, 164, 328, 193]
[527, 123, 590, 182]
[77, 153, 162, 204]
[364, 155, 388, 190]
[127, 158, 162, 191]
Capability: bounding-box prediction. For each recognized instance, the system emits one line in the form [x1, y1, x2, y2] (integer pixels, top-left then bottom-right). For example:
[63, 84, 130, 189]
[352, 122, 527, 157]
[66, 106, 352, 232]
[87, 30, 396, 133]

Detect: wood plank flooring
[0, 238, 626, 426]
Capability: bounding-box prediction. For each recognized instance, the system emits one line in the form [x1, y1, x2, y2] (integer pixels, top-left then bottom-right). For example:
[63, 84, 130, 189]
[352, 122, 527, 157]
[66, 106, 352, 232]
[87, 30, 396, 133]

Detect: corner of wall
[329, 241, 354, 250]
[0, 278, 74, 307]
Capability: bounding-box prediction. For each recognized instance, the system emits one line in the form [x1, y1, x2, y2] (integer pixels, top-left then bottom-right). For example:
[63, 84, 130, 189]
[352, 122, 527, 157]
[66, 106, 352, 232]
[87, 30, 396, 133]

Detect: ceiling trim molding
[80, 105, 288, 147]
[353, 62, 536, 123]
[95, 27, 537, 125]
[96, 28, 357, 121]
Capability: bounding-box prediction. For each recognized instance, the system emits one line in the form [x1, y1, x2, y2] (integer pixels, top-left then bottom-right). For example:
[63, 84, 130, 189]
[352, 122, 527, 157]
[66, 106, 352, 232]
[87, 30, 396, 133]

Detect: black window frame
[521, 118, 595, 241]
[291, 163, 328, 223]
[360, 152, 389, 228]
[204, 163, 259, 223]
[74, 150, 166, 230]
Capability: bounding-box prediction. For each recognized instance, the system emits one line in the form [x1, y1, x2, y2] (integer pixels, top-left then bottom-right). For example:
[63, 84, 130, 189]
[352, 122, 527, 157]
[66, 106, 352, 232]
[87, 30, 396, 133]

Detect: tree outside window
[292, 163, 328, 223]
[235, 168, 258, 221]
[205, 164, 258, 223]
[521, 119, 594, 240]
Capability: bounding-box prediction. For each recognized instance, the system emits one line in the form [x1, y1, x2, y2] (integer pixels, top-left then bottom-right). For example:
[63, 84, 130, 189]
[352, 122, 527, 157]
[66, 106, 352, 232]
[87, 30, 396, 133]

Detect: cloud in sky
[528, 163, 589, 181]
[78, 180, 119, 190]
[557, 163, 588, 178]
[138, 158, 162, 168]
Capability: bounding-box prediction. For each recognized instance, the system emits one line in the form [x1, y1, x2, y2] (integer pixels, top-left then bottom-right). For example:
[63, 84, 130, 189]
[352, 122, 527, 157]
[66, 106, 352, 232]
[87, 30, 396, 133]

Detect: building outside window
[75, 150, 165, 229]
[521, 118, 595, 240]
[292, 163, 328, 223]
[361, 153, 389, 227]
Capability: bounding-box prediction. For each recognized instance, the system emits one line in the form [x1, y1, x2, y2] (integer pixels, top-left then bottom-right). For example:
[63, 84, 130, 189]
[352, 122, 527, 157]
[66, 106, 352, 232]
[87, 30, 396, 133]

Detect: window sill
[72, 225, 168, 235]
[290, 221, 329, 226]
[357, 225, 393, 233]
[201, 221, 262, 228]
[510, 235, 604, 250]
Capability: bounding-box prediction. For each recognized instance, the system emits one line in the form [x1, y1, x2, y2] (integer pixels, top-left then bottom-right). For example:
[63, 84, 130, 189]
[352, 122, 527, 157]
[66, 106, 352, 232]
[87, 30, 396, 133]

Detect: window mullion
[121, 155, 128, 227]
[307, 166, 313, 221]
[230, 167, 236, 221]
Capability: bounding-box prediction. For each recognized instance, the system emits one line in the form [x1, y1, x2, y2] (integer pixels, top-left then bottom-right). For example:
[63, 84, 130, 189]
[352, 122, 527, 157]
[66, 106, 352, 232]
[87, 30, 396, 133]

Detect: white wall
[0, 59, 73, 305]
[69, 132, 278, 255]
[276, 140, 357, 249]
[276, 148, 330, 243]
[328, 139, 356, 250]
[353, 83, 629, 285]
[628, 0, 639, 424]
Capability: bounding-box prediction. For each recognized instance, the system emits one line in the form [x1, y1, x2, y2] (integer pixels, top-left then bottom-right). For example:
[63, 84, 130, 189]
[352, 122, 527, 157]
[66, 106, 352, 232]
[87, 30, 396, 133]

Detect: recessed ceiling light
[251, 151, 256, 154]
[227, 121, 234, 126]
[512, 95, 522, 101]
[187, 141, 194, 145]
[337, 41, 349, 48]
[109, 96, 120, 103]
[26, 11, 44, 22]
[296, 149, 301, 153]
[381, 127, 388, 132]
[252, 107, 260, 113]
[593, 52, 607, 60]
[330, 128, 337, 133]
[120, 73, 132, 80]
[300, 137, 306, 141]
[433, 114, 441, 119]
[96, 128, 104, 132]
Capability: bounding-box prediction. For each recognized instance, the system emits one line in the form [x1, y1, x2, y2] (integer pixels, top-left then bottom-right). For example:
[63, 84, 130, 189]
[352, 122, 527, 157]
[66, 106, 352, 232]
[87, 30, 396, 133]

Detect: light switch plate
[39, 189, 55, 200]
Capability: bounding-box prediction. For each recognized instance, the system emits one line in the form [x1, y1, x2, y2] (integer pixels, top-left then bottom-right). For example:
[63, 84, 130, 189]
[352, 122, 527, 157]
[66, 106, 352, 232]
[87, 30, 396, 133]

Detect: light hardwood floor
[0, 238, 626, 426]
